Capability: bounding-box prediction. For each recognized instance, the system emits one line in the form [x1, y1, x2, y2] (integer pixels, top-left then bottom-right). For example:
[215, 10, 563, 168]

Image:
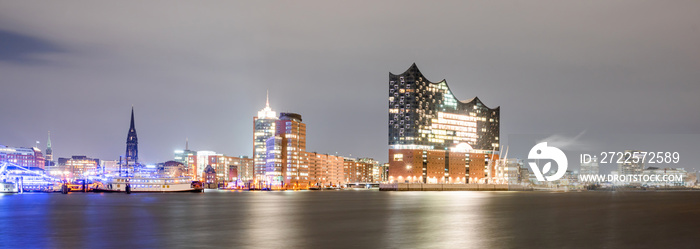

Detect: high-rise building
[387, 64, 500, 184]
[125, 107, 138, 168]
[388, 63, 499, 151]
[265, 113, 308, 188]
[254, 92, 278, 179]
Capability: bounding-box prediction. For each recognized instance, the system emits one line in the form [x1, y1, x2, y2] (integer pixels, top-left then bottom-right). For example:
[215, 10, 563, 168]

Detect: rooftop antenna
[186, 137, 189, 151]
[266, 89, 270, 108]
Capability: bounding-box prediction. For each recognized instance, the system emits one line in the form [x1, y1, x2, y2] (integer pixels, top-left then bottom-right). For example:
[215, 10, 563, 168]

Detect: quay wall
[379, 183, 532, 191]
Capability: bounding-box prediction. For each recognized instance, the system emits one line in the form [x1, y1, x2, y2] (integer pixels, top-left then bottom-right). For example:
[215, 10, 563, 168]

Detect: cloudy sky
[1, 1, 698, 168]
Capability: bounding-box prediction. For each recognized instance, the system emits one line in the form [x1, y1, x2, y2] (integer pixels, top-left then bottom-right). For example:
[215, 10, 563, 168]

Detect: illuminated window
[393, 154, 403, 162]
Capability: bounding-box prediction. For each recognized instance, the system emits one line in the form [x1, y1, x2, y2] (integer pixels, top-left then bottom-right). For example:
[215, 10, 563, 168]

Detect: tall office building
[265, 113, 308, 188]
[125, 107, 138, 168]
[387, 63, 500, 184]
[254, 92, 278, 179]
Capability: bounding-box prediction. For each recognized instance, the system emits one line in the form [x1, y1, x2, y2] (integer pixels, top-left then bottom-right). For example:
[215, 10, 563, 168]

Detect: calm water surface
[1, 190, 700, 249]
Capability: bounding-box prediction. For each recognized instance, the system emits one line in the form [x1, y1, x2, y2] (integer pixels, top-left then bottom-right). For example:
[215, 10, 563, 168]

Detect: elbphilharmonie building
[388, 63, 500, 184]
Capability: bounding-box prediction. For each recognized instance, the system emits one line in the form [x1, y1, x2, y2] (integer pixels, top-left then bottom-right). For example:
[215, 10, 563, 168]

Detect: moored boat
[1, 182, 18, 193]
[93, 177, 203, 193]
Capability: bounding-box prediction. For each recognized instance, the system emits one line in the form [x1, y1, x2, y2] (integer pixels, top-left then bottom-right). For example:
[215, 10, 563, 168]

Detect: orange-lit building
[58, 155, 100, 177]
[307, 152, 344, 187]
[467, 153, 499, 184]
[204, 155, 254, 183]
[343, 158, 372, 183]
[265, 113, 310, 189]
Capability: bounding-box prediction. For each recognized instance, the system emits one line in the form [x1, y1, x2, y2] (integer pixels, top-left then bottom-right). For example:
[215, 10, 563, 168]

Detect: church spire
[130, 106, 135, 131]
[126, 106, 138, 165]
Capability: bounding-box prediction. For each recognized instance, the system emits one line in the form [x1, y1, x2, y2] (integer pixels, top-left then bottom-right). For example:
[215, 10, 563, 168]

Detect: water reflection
[1, 191, 700, 248]
[385, 192, 491, 248]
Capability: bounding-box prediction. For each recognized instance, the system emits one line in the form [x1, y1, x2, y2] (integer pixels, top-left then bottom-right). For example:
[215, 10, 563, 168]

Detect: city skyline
[1, 1, 699, 167]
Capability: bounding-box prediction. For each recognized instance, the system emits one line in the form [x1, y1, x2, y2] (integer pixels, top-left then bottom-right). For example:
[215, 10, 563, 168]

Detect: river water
[1, 190, 699, 248]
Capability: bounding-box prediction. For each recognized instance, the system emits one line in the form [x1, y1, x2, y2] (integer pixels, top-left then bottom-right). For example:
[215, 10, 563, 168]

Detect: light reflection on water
[1, 191, 700, 249]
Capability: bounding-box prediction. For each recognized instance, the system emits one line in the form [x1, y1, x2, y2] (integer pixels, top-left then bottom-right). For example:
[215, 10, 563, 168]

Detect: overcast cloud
[0, 1, 698, 166]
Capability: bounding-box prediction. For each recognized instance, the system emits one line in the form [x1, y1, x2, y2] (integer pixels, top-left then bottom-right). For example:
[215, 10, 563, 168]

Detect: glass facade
[253, 94, 277, 179]
[388, 63, 499, 151]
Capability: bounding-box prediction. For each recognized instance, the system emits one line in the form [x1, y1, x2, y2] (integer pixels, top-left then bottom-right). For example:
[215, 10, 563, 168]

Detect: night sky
[1, 1, 698, 171]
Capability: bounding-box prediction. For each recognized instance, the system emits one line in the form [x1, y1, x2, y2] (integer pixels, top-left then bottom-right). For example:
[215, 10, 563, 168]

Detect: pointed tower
[126, 106, 138, 166]
[253, 90, 278, 179]
[45, 131, 53, 166]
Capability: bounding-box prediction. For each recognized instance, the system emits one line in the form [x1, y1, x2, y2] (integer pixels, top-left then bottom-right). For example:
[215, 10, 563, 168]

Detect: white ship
[93, 177, 203, 193]
[1, 181, 18, 193]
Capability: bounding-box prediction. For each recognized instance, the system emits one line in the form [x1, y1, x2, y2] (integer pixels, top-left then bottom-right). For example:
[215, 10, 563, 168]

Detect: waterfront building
[254, 92, 278, 180]
[642, 167, 687, 186]
[357, 158, 384, 183]
[174, 140, 197, 179]
[203, 164, 217, 188]
[0, 144, 45, 170]
[387, 64, 500, 184]
[264, 113, 308, 188]
[195, 151, 217, 180]
[467, 152, 499, 184]
[519, 164, 533, 185]
[125, 107, 139, 171]
[228, 165, 238, 182]
[556, 170, 579, 186]
[159, 160, 186, 177]
[234, 156, 254, 181]
[174, 145, 253, 182]
[580, 156, 599, 176]
[306, 152, 344, 187]
[381, 163, 390, 182]
[492, 158, 522, 185]
[101, 160, 119, 174]
[207, 155, 254, 183]
[344, 158, 372, 183]
[618, 150, 644, 176]
[58, 155, 100, 177]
